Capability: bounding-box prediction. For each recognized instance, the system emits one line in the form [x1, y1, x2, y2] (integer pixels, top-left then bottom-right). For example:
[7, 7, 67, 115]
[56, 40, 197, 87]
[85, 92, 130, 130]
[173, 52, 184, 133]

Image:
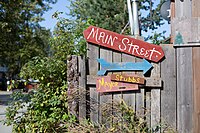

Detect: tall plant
[0, 0, 56, 76]
[5, 57, 76, 132]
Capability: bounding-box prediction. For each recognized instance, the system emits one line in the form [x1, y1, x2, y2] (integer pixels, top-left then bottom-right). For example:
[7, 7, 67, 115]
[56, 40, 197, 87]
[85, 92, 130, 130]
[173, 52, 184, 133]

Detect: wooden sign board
[83, 26, 165, 62]
[97, 58, 152, 75]
[111, 74, 145, 84]
[96, 76, 138, 93]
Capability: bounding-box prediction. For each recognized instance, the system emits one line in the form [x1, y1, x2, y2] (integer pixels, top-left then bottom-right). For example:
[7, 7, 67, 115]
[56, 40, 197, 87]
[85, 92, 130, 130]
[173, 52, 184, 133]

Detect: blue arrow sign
[97, 58, 153, 76]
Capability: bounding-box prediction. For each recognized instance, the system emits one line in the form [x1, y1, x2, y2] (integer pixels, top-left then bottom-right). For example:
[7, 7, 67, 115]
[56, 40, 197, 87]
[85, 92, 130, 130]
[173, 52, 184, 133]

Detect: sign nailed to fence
[83, 26, 165, 62]
[96, 76, 138, 93]
[97, 58, 153, 75]
[111, 74, 145, 84]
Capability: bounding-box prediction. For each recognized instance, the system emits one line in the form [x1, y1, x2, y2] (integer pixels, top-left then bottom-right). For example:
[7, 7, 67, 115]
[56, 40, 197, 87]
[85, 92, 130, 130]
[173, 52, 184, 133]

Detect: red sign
[96, 76, 138, 93]
[111, 74, 145, 84]
[83, 26, 165, 62]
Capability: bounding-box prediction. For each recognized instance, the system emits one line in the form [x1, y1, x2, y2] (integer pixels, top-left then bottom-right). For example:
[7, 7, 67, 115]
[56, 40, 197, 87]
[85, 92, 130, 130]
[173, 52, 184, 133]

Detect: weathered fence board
[161, 45, 176, 131]
[112, 51, 122, 102]
[73, 43, 200, 132]
[192, 47, 200, 133]
[175, 0, 192, 18]
[145, 89, 151, 129]
[122, 53, 136, 109]
[135, 58, 145, 117]
[99, 47, 112, 124]
[78, 56, 86, 120]
[87, 75, 161, 87]
[67, 56, 79, 117]
[192, 0, 200, 17]
[151, 62, 161, 133]
[176, 47, 193, 133]
[87, 44, 99, 124]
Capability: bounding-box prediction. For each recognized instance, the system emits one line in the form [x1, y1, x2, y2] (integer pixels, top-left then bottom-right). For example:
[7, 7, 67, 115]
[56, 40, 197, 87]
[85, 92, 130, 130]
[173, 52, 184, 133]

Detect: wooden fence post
[78, 56, 87, 120]
[67, 55, 79, 117]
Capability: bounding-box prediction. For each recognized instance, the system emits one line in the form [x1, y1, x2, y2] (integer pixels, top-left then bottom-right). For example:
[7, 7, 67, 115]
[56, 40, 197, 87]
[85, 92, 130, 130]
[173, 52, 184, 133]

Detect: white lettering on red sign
[86, 27, 161, 61]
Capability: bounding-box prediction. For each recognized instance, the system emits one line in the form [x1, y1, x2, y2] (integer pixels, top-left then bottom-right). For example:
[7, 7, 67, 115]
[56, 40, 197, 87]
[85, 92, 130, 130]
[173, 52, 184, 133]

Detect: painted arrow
[83, 26, 165, 62]
[97, 58, 153, 76]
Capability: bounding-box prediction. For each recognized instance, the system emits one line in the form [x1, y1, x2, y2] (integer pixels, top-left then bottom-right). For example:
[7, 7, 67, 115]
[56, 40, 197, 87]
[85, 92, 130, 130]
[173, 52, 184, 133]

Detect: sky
[40, 0, 170, 39]
[40, 0, 69, 30]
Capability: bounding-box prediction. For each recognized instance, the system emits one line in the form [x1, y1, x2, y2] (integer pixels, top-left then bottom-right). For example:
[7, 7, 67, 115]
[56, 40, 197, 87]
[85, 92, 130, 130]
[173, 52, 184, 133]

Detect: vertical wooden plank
[67, 56, 79, 117]
[133, 36, 145, 116]
[145, 89, 151, 129]
[87, 43, 99, 124]
[151, 62, 161, 133]
[170, 2, 175, 19]
[192, 0, 200, 17]
[99, 47, 112, 124]
[176, 47, 193, 133]
[78, 56, 87, 120]
[198, 18, 200, 43]
[170, 2, 175, 43]
[121, 53, 136, 110]
[112, 52, 122, 103]
[191, 18, 198, 43]
[161, 45, 177, 131]
[175, 0, 192, 18]
[112, 51, 122, 129]
[192, 47, 200, 133]
[133, 36, 145, 127]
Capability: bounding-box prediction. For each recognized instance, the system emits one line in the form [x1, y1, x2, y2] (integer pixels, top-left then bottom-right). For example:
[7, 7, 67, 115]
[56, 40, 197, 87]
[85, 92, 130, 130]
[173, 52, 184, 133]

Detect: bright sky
[40, 0, 170, 39]
[40, 0, 69, 30]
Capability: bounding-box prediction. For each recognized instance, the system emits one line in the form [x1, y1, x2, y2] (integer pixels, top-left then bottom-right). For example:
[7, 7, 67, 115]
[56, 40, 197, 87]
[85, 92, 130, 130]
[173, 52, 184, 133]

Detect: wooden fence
[67, 43, 200, 133]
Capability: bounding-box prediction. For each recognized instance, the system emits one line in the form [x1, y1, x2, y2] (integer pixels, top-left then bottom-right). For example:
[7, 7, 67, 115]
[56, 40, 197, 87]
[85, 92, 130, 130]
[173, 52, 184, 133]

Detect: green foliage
[69, 0, 165, 34]
[4, 0, 170, 132]
[146, 31, 167, 45]
[50, 13, 95, 57]
[5, 57, 77, 132]
[138, 0, 165, 32]
[48, 0, 168, 58]
[68, 100, 176, 133]
[0, 0, 56, 76]
[69, 0, 128, 34]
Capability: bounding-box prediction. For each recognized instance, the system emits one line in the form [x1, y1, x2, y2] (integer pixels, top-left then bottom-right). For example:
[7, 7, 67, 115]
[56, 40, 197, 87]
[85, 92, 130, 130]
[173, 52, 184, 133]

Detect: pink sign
[96, 76, 138, 93]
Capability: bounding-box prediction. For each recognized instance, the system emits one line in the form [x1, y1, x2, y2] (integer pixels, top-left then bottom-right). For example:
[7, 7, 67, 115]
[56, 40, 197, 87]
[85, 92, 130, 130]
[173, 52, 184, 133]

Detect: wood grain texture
[175, 0, 192, 18]
[83, 26, 165, 62]
[170, 2, 175, 43]
[150, 61, 161, 133]
[112, 51, 122, 102]
[192, 47, 200, 133]
[160, 45, 176, 131]
[134, 61, 144, 119]
[87, 43, 99, 124]
[67, 56, 79, 117]
[87, 75, 161, 87]
[99, 47, 112, 124]
[170, 2, 175, 19]
[111, 74, 145, 84]
[145, 89, 151, 129]
[171, 18, 192, 44]
[78, 56, 87, 120]
[134, 35, 145, 115]
[122, 53, 136, 109]
[192, 0, 200, 17]
[176, 47, 193, 133]
[112, 51, 122, 128]
[96, 76, 138, 93]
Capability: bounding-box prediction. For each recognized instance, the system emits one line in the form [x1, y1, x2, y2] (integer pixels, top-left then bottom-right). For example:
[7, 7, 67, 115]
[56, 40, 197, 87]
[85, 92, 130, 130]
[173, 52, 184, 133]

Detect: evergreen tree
[50, 0, 166, 56]
[69, 0, 164, 35]
[0, 0, 56, 76]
